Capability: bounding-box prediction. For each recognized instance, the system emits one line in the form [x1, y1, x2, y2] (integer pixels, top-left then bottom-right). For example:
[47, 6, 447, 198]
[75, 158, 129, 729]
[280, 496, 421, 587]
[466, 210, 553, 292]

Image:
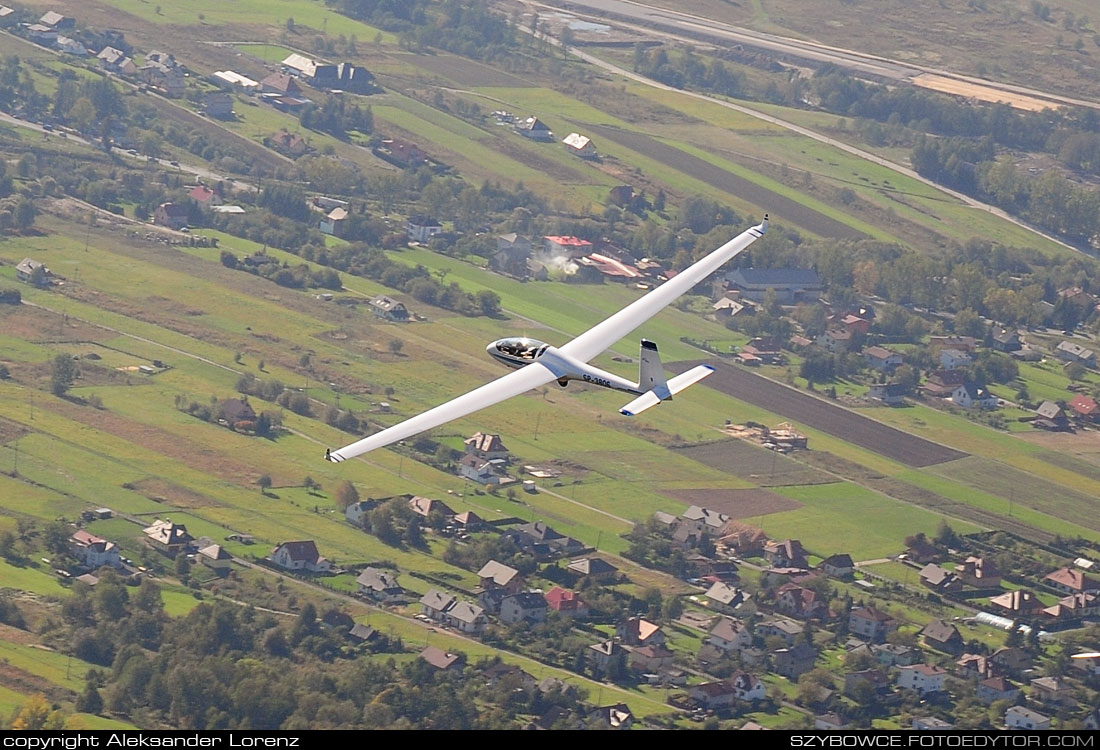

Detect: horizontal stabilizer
[620, 365, 715, 416]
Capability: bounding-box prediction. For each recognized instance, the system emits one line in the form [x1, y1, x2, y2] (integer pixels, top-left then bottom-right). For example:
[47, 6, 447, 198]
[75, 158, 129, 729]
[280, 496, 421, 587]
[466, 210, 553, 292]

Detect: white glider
[326, 216, 768, 462]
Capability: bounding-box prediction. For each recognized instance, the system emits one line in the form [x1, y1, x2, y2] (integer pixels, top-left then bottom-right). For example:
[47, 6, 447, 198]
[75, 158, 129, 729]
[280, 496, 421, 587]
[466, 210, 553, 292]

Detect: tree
[14, 197, 36, 232]
[388, 338, 404, 355]
[75, 682, 103, 714]
[11, 694, 52, 730]
[51, 354, 77, 396]
[334, 480, 359, 511]
[257, 474, 273, 494]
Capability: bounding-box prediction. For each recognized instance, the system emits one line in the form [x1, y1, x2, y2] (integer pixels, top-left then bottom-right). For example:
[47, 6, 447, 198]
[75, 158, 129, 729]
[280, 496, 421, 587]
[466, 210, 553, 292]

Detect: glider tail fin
[620, 364, 716, 416]
[638, 339, 670, 399]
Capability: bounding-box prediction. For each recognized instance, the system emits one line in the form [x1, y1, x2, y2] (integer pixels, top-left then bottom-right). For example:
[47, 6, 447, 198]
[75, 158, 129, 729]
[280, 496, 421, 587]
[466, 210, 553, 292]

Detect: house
[713, 297, 753, 320]
[920, 620, 964, 654]
[407, 216, 443, 244]
[267, 131, 310, 158]
[845, 668, 891, 696]
[896, 664, 947, 695]
[507, 522, 584, 558]
[344, 498, 379, 528]
[919, 563, 962, 593]
[567, 557, 618, 581]
[704, 582, 747, 613]
[260, 73, 303, 96]
[368, 295, 409, 322]
[725, 268, 823, 303]
[617, 616, 666, 647]
[629, 644, 675, 673]
[464, 432, 509, 462]
[140, 63, 186, 97]
[459, 454, 510, 485]
[1034, 400, 1070, 430]
[1055, 340, 1097, 367]
[56, 36, 87, 56]
[977, 676, 1021, 706]
[419, 646, 463, 671]
[1058, 286, 1097, 307]
[764, 539, 808, 568]
[188, 185, 222, 206]
[730, 672, 767, 702]
[405, 496, 452, 521]
[218, 398, 257, 429]
[379, 138, 427, 168]
[446, 601, 487, 634]
[0, 7, 13, 27]
[16, 258, 50, 285]
[196, 544, 232, 571]
[814, 713, 851, 730]
[688, 680, 737, 710]
[940, 348, 973, 370]
[990, 647, 1033, 676]
[820, 553, 855, 579]
[355, 567, 403, 602]
[912, 718, 955, 730]
[514, 116, 553, 141]
[25, 24, 58, 44]
[491, 234, 534, 278]
[348, 623, 377, 643]
[923, 369, 967, 398]
[992, 328, 1022, 352]
[97, 47, 136, 75]
[212, 70, 260, 93]
[869, 383, 907, 406]
[817, 327, 853, 353]
[678, 506, 732, 539]
[142, 520, 193, 556]
[319, 207, 348, 237]
[587, 640, 626, 675]
[1045, 566, 1096, 594]
[544, 587, 588, 617]
[776, 583, 826, 620]
[1069, 394, 1100, 423]
[419, 589, 457, 621]
[500, 592, 548, 624]
[952, 382, 998, 409]
[718, 523, 769, 556]
[477, 560, 523, 594]
[1005, 706, 1051, 731]
[543, 235, 593, 258]
[1030, 676, 1074, 706]
[872, 641, 919, 667]
[154, 202, 190, 230]
[757, 618, 804, 646]
[202, 92, 234, 119]
[931, 335, 979, 352]
[708, 616, 753, 652]
[849, 606, 897, 642]
[39, 11, 74, 30]
[483, 661, 537, 692]
[905, 536, 941, 563]
[957, 556, 1002, 588]
[562, 132, 597, 158]
[1042, 592, 1099, 621]
[453, 511, 484, 531]
[773, 644, 817, 678]
[956, 653, 994, 680]
[587, 704, 633, 730]
[270, 540, 330, 573]
[69, 531, 121, 569]
[990, 589, 1044, 616]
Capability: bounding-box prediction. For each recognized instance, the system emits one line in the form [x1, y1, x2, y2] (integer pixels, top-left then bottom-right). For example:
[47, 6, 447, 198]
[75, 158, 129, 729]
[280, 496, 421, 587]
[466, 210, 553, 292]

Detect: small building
[1042, 592, 1099, 622]
[420, 589, 457, 621]
[260, 73, 303, 97]
[491, 234, 534, 278]
[355, 567, 403, 603]
[477, 560, 523, 594]
[270, 540, 330, 573]
[718, 523, 769, 556]
[369, 295, 409, 322]
[704, 582, 748, 614]
[923, 369, 967, 398]
[1030, 676, 1074, 706]
[500, 592, 548, 624]
[188, 185, 221, 206]
[408, 496, 454, 520]
[587, 704, 633, 730]
[219, 398, 257, 429]
[815, 713, 850, 731]
[464, 432, 509, 462]
[69, 531, 121, 570]
[16, 258, 51, 286]
[98, 47, 136, 75]
[203, 92, 234, 119]
[629, 644, 675, 673]
[587, 640, 626, 675]
[419, 646, 463, 671]
[919, 563, 962, 593]
[817, 327, 853, 353]
[991, 328, 1021, 352]
[39, 11, 74, 30]
[56, 36, 87, 56]
[725, 268, 823, 304]
[688, 680, 737, 710]
[154, 202, 190, 230]
[896, 664, 947, 695]
[869, 383, 907, 406]
[319, 207, 348, 237]
[267, 131, 310, 158]
[940, 348, 973, 370]
[757, 618, 804, 646]
[1070, 394, 1100, 423]
[1034, 400, 1070, 431]
[772, 643, 817, 679]
[514, 116, 553, 141]
[544, 587, 588, 617]
[764, 539, 808, 569]
[562, 132, 597, 158]
[344, 498, 379, 528]
[446, 601, 487, 634]
[682, 506, 732, 538]
[617, 616, 666, 647]
[708, 616, 753, 653]
[952, 382, 998, 409]
[989, 589, 1044, 617]
[459, 454, 510, 485]
[912, 718, 955, 731]
[956, 556, 1001, 588]
[379, 138, 427, 168]
[1004, 706, 1051, 731]
[820, 553, 854, 578]
[1055, 340, 1096, 367]
[142, 519, 193, 556]
[407, 216, 443, 244]
[873, 643, 921, 667]
[1045, 566, 1096, 594]
[567, 557, 618, 581]
[920, 619, 964, 654]
[849, 606, 897, 643]
[977, 676, 1021, 706]
[212, 70, 260, 93]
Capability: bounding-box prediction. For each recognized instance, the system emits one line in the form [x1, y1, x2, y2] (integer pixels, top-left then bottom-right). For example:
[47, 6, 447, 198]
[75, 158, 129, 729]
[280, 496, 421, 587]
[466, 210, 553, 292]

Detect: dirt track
[584, 124, 867, 240]
[678, 361, 967, 468]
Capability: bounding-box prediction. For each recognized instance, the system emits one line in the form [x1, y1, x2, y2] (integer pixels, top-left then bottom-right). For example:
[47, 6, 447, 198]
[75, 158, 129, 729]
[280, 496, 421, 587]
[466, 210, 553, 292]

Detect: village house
[368, 295, 409, 322]
[567, 557, 618, 582]
[818, 553, 854, 579]
[491, 234, 534, 278]
[1055, 340, 1097, 368]
[680, 506, 731, 538]
[1045, 566, 1096, 594]
[718, 523, 770, 557]
[849, 606, 898, 642]
[514, 116, 553, 141]
[776, 583, 826, 620]
[869, 383, 908, 406]
[477, 560, 524, 594]
[1029, 676, 1074, 706]
[587, 640, 626, 676]
[757, 618, 804, 646]
[708, 617, 753, 653]
[355, 567, 403, 603]
[1042, 592, 1099, 622]
[688, 681, 737, 710]
[212, 70, 260, 93]
[464, 432, 509, 462]
[704, 582, 748, 614]
[419, 646, 463, 671]
[815, 714, 851, 731]
[197, 544, 232, 571]
[913, 718, 955, 731]
[97, 47, 136, 75]
[956, 653, 995, 680]
[905, 536, 941, 563]
[919, 563, 963, 593]
[506, 521, 584, 558]
[407, 216, 443, 244]
[990, 589, 1044, 617]
[140, 62, 185, 97]
[952, 382, 998, 409]
[991, 328, 1022, 352]
[724, 268, 822, 303]
[920, 620, 965, 654]
[817, 327, 853, 353]
[39, 11, 75, 30]
[561, 132, 597, 158]
[267, 131, 310, 158]
[500, 592, 548, 625]
[142, 519, 193, 556]
[629, 644, 675, 674]
[379, 139, 426, 168]
[957, 556, 1002, 588]
[483, 661, 537, 692]
[1070, 394, 1100, 423]
[202, 92, 234, 119]
[154, 202, 190, 230]
[922, 369, 967, 398]
[348, 623, 377, 643]
[931, 335, 979, 352]
[587, 704, 633, 730]
[344, 498, 379, 528]
[261, 73, 302, 97]
[990, 646, 1033, 676]
[543, 235, 593, 258]
[1005, 706, 1051, 731]
[896, 664, 947, 696]
[446, 601, 488, 634]
[459, 454, 510, 485]
[873, 643, 921, 667]
[977, 676, 1021, 706]
[1058, 286, 1097, 308]
[408, 496, 454, 520]
[940, 348, 973, 370]
[453, 511, 484, 531]
[773, 644, 817, 679]
[319, 207, 348, 237]
[218, 398, 256, 430]
[618, 616, 666, 647]
[270, 540, 330, 573]
[69, 530, 121, 570]
[764, 539, 809, 568]
[16, 258, 51, 286]
[188, 185, 221, 207]
[419, 589, 457, 622]
[544, 587, 588, 618]
[1034, 400, 1070, 431]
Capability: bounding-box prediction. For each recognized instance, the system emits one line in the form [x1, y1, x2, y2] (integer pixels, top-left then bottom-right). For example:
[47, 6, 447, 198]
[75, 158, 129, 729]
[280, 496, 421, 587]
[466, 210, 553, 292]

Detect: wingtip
[620, 409, 634, 417]
[325, 449, 344, 463]
[759, 213, 769, 233]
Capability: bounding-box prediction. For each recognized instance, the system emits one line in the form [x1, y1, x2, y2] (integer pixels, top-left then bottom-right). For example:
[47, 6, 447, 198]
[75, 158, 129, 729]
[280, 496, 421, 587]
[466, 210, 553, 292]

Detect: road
[528, 0, 1100, 111]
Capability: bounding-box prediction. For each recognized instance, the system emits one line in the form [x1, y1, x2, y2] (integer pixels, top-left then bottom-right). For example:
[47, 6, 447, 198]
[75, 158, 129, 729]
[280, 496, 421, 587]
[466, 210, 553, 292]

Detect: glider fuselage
[486, 337, 642, 394]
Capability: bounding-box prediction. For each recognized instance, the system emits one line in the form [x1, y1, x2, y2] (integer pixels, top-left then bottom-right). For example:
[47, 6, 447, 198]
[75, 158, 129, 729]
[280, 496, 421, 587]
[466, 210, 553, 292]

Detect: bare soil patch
[0, 418, 30, 445]
[0, 304, 111, 344]
[392, 52, 537, 88]
[676, 439, 837, 486]
[0, 623, 36, 646]
[664, 487, 803, 518]
[583, 124, 867, 239]
[0, 659, 69, 703]
[677, 362, 967, 468]
[131, 477, 221, 509]
[911, 74, 1053, 112]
